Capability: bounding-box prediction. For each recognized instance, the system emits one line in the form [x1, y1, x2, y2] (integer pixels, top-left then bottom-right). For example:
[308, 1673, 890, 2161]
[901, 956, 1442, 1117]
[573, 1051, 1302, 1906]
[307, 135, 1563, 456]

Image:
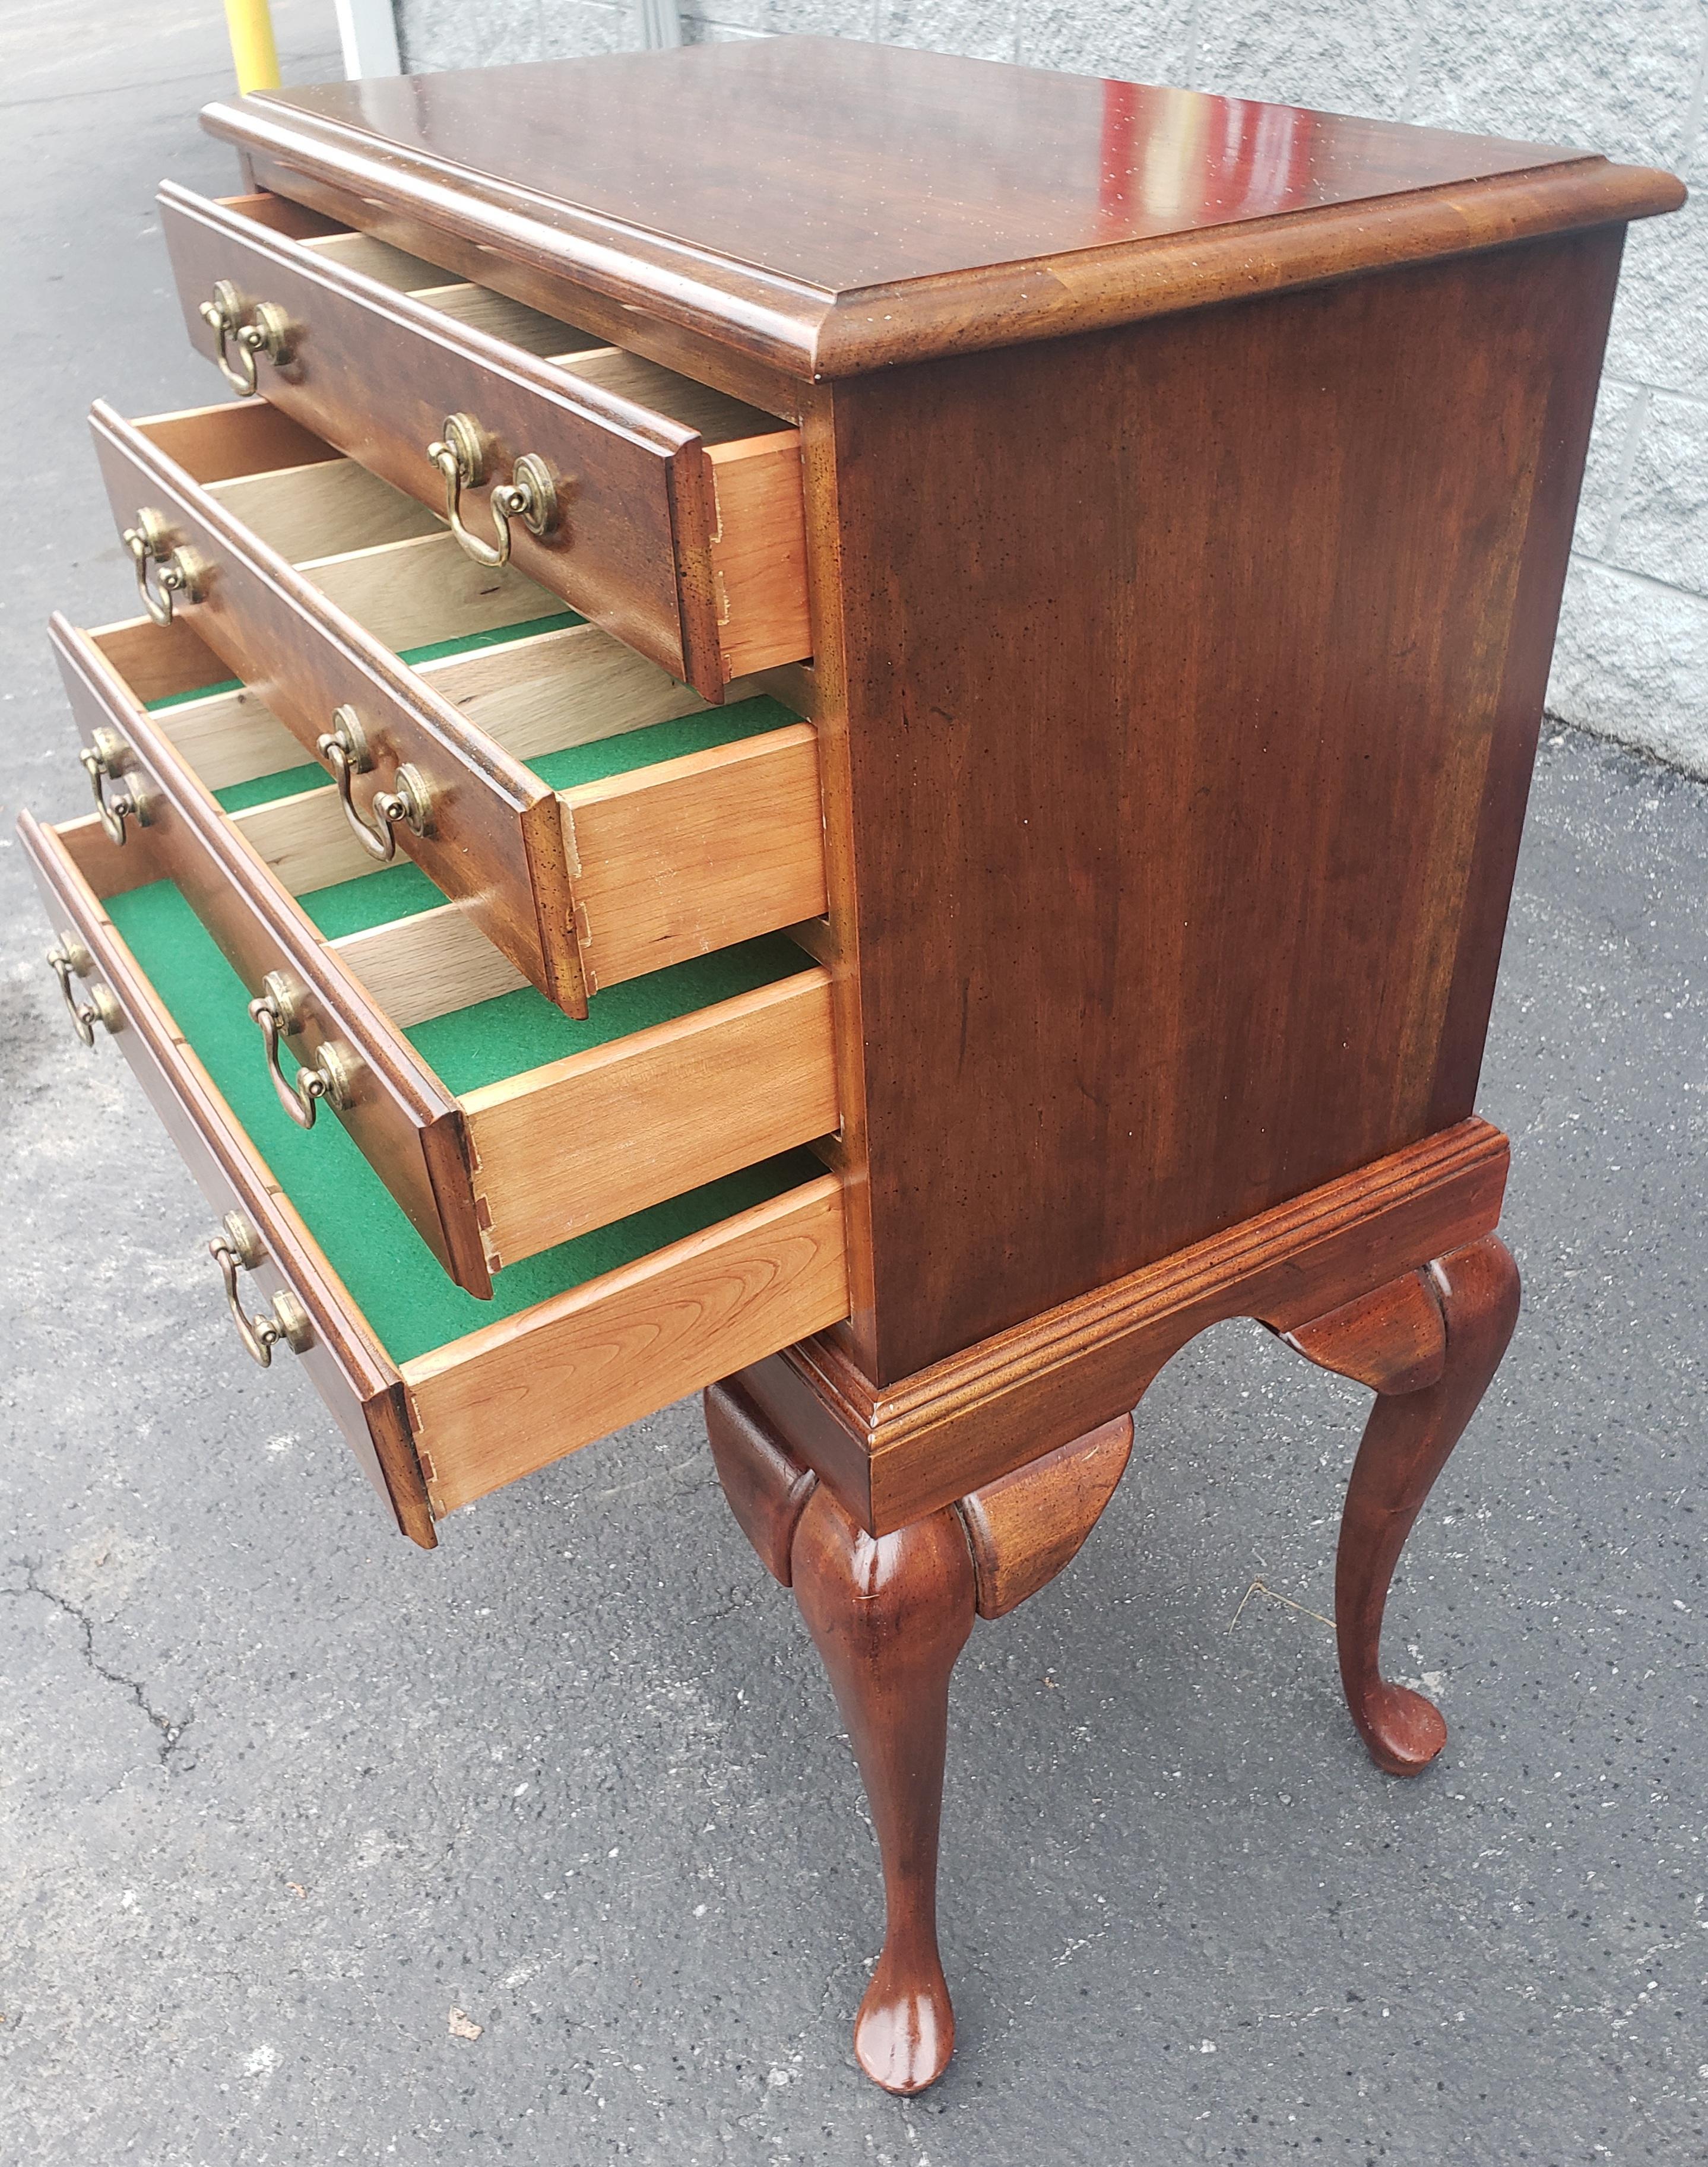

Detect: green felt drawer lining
[213, 759, 326, 813]
[103, 877, 822, 1366]
[205, 692, 797, 817]
[144, 608, 583, 718]
[403, 932, 812, 1097]
[110, 855, 809, 1097]
[524, 696, 796, 792]
[297, 860, 448, 939]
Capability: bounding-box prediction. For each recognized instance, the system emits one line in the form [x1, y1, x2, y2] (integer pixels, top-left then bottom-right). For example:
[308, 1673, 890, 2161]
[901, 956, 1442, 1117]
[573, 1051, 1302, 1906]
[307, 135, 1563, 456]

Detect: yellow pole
[223, 0, 281, 94]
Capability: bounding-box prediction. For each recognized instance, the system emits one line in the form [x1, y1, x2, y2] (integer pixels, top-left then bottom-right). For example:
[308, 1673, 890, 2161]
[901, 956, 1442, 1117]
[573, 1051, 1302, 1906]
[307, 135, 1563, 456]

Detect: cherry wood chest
[21, 37, 1682, 2092]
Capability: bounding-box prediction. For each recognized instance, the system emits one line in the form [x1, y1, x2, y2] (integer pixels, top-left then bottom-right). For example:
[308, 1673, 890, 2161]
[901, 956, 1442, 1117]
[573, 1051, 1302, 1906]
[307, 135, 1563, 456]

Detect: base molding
[736, 1117, 1509, 1531]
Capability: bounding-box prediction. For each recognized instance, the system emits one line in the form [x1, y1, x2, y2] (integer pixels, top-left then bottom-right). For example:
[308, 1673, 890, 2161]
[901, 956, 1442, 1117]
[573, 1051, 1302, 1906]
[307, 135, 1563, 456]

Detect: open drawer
[20, 809, 848, 1545]
[45, 621, 839, 1296]
[157, 183, 810, 695]
[86, 399, 827, 1014]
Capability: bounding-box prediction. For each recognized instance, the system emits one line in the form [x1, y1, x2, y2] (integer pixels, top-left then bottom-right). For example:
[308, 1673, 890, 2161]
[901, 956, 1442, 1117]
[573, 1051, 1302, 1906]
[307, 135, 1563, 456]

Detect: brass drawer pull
[207, 1211, 311, 1367]
[248, 969, 357, 1129]
[123, 507, 204, 626]
[78, 725, 150, 846]
[46, 931, 121, 1047]
[198, 279, 294, 397]
[427, 412, 557, 568]
[315, 705, 432, 864]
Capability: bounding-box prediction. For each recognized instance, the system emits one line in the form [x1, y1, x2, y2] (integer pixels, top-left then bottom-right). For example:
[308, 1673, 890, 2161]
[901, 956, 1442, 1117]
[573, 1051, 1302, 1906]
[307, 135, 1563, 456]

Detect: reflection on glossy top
[262, 38, 1585, 296]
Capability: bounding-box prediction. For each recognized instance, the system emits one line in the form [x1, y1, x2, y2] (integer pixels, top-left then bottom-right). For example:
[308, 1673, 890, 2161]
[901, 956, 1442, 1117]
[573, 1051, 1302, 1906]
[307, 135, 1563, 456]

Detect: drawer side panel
[464, 968, 839, 1265]
[566, 725, 828, 990]
[404, 1174, 848, 1511]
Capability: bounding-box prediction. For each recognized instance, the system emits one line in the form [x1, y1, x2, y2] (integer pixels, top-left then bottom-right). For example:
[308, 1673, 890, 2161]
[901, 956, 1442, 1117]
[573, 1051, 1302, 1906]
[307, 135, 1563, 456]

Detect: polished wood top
[243, 42, 1581, 286]
[204, 39, 1685, 376]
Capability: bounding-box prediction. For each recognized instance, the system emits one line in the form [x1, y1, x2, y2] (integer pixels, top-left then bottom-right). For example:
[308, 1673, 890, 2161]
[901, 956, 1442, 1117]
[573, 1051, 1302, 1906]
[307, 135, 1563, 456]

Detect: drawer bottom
[106, 879, 823, 1366]
[27, 809, 848, 1542]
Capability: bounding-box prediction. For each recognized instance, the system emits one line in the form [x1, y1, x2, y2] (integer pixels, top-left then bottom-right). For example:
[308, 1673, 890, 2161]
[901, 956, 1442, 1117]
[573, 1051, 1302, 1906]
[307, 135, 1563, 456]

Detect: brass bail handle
[123, 507, 203, 627]
[198, 279, 293, 397]
[315, 705, 432, 864]
[248, 970, 356, 1130]
[79, 725, 147, 846]
[207, 1211, 311, 1368]
[46, 932, 120, 1047]
[427, 413, 558, 568]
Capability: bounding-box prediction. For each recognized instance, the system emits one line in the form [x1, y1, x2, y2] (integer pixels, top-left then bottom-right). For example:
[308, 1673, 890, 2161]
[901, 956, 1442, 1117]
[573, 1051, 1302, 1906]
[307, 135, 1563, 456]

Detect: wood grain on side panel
[826, 233, 1620, 1383]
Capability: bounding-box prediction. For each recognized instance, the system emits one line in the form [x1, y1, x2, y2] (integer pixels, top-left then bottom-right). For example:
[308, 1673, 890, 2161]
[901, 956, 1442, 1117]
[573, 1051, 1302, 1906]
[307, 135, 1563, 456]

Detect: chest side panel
[830, 227, 1621, 1383]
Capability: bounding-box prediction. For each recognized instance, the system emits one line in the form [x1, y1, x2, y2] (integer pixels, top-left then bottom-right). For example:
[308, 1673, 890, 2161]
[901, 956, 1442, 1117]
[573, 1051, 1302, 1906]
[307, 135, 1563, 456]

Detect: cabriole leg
[1284, 1234, 1520, 1776]
[791, 1484, 974, 2093]
[705, 1380, 1132, 2093]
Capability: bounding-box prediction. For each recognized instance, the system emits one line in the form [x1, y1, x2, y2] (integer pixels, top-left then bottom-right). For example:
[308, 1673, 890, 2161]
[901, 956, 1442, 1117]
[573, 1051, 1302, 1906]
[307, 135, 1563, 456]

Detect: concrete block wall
[393, 0, 1708, 773]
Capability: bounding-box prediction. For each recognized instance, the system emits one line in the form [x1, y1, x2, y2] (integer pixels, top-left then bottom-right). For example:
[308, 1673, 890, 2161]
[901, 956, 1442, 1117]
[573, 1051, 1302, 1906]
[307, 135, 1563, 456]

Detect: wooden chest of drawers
[21, 36, 1682, 2095]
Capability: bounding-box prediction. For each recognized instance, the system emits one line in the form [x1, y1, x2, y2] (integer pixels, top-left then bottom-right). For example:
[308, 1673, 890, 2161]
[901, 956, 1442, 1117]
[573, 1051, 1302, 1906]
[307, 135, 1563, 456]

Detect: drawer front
[160, 182, 788, 697]
[51, 610, 841, 1294]
[50, 614, 490, 1292]
[18, 807, 435, 1546]
[90, 398, 587, 1016]
[21, 808, 849, 1539]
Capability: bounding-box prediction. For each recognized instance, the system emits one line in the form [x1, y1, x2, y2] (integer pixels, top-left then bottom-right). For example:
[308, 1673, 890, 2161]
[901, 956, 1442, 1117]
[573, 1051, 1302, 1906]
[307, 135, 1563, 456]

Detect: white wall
[394, 0, 1708, 772]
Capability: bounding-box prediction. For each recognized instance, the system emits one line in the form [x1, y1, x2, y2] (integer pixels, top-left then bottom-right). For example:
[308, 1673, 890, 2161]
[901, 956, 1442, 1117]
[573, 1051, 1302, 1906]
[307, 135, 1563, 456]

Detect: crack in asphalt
[4, 1560, 190, 1764]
